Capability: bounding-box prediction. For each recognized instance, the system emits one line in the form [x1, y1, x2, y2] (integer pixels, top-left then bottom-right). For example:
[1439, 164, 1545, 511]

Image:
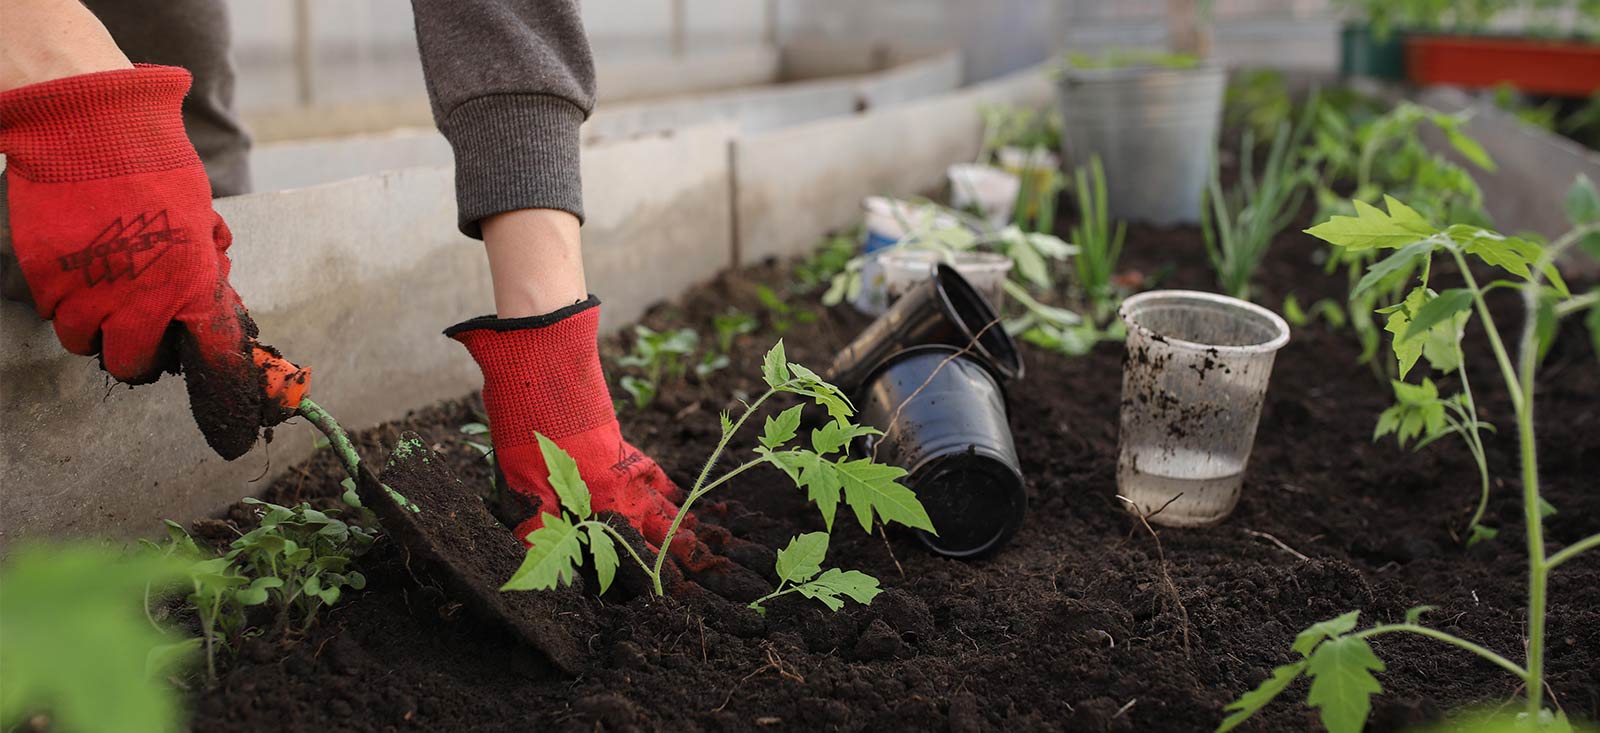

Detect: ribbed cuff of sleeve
[440, 93, 586, 239]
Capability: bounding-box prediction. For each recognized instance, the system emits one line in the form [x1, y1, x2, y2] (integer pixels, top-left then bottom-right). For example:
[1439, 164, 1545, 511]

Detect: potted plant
[1405, 0, 1600, 96]
[1333, 0, 1418, 80]
[1054, 48, 1223, 226]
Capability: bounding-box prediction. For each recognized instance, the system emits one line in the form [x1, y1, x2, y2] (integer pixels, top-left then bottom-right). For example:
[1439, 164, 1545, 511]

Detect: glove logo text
[612, 443, 646, 475]
[58, 211, 187, 287]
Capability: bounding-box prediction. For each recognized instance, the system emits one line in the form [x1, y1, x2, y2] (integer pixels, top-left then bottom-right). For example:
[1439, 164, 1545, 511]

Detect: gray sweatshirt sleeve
[408, 0, 596, 238]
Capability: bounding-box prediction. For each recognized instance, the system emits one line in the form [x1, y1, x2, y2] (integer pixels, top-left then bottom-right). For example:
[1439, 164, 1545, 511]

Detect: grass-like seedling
[1202, 93, 1316, 301]
[503, 341, 933, 600]
[1219, 185, 1600, 732]
[1068, 155, 1127, 325]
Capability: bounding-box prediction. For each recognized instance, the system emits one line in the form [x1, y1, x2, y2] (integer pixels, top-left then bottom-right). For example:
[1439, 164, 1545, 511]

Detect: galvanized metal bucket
[1056, 64, 1226, 226]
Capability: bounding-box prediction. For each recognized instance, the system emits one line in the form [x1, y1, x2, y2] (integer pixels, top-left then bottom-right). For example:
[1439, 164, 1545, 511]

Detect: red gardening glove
[1, 66, 272, 459]
[447, 298, 772, 601]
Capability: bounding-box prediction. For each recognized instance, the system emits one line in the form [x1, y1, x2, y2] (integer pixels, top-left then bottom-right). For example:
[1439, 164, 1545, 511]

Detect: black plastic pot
[827, 263, 1024, 398]
[855, 345, 1026, 558]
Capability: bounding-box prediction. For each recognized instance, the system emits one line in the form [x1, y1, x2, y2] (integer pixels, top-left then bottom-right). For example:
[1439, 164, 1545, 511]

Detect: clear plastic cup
[860, 197, 958, 253]
[947, 164, 1021, 228]
[1116, 290, 1291, 527]
[878, 249, 1012, 309]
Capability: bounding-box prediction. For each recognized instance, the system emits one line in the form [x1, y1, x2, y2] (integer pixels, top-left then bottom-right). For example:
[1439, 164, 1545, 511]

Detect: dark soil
[188, 213, 1600, 731]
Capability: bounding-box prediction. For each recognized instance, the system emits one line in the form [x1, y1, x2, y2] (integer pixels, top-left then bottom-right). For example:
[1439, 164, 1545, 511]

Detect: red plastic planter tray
[1406, 34, 1600, 97]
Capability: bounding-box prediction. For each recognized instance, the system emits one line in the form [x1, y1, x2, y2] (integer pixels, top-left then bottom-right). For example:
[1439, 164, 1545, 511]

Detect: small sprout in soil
[504, 341, 932, 599]
[747, 532, 881, 615]
[1, 545, 195, 733]
[1067, 155, 1127, 326]
[230, 499, 374, 635]
[754, 285, 818, 335]
[617, 325, 700, 409]
[144, 521, 274, 682]
[1222, 188, 1600, 732]
[795, 229, 858, 292]
[1281, 293, 1347, 330]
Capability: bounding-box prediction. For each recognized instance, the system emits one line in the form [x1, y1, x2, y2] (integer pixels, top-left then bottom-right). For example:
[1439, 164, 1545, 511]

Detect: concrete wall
[0, 124, 736, 546]
[251, 51, 961, 192]
[733, 67, 1054, 264]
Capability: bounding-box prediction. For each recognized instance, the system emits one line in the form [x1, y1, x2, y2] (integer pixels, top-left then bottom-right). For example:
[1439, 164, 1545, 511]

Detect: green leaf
[1404, 605, 1437, 624]
[793, 568, 882, 612]
[759, 405, 804, 451]
[1305, 635, 1386, 733]
[501, 514, 586, 591]
[535, 433, 590, 520]
[775, 532, 829, 584]
[1565, 174, 1600, 226]
[1535, 292, 1558, 363]
[1589, 296, 1600, 364]
[1538, 497, 1558, 518]
[764, 451, 840, 530]
[1402, 288, 1474, 342]
[1283, 294, 1308, 327]
[810, 421, 878, 456]
[0, 546, 192, 733]
[586, 524, 619, 595]
[1353, 240, 1433, 300]
[1441, 125, 1496, 171]
[235, 576, 283, 606]
[1293, 610, 1362, 657]
[1385, 288, 1428, 379]
[762, 341, 791, 388]
[834, 458, 934, 534]
[1306, 197, 1437, 252]
[1467, 523, 1500, 547]
[1216, 661, 1308, 732]
[339, 477, 363, 509]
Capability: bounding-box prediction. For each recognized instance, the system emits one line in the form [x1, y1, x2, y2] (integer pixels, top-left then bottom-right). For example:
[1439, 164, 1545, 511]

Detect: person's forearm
[481, 209, 587, 318]
[0, 0, 131, 91]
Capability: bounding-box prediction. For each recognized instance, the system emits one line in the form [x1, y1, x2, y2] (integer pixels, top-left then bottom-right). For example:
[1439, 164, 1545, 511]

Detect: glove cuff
[0, 64, 199, 183]
[447, 296, 615, 444]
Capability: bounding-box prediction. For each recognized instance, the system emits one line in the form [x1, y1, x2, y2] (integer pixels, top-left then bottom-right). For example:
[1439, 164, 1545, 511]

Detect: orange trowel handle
[253, 344, 312, 410]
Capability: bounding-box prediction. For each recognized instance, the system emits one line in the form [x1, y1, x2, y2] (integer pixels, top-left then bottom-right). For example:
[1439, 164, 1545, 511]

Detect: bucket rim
[1119, 289, 1291, 355]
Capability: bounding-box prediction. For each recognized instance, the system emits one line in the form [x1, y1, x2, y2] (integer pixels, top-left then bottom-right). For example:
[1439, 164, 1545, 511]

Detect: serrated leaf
[586, 524, 619, 595]
[834, 458, 934, 533]
[535, 433, 590, 520]
[1307, 197, 1437, 252]
[1402, 288, 1474, 342]
[1306, 635, 1386, 733]
[775, 532, 829, 584]
[811, 421, 879, 456]
[1403, 605, 1437, 624]
[1353, 240, 1434, 300]
[501, 514, 585, 591]
[763, 341, 791, 388]
[794, 568, 882, 612]
[1293, 610, 1362, 657]
[719, 410, 734, 435]
[1217, 661, 1308, 732]
[1385, 289, 1428, 378]
[760, 405, 804, 451]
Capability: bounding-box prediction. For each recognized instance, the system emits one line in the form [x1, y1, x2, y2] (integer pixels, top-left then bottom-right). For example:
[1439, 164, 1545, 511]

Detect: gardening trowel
[253, 347, 595, 675]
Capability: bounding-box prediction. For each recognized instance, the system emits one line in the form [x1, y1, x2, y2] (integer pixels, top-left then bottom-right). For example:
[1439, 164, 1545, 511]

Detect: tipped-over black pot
[854, 345, 1026, 558]
[827, 263, 1024, 398]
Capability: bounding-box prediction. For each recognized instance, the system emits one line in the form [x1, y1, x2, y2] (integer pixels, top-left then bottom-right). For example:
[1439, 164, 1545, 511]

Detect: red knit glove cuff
[0, 64, 199, 183]
[446, 297, 617, 446]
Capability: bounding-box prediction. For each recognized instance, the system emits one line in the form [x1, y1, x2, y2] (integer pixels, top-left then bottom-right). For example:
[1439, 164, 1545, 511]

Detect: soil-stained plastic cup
[879, 249, 1013, 308]
[1116, 290, 1290, 527]
[856, 345, 1026, 557]
[828, 264, 1024, 397]
[947, 164, 1021, 227]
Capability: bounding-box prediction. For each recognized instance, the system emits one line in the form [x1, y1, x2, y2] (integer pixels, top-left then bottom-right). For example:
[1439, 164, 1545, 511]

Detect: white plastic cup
[996, 146, 1061, 174]
[855, 198, 964, 316]
[947, 164, 1021, 228]
[1116, 290, 1291, 527]
[879, 249, 1013, 309]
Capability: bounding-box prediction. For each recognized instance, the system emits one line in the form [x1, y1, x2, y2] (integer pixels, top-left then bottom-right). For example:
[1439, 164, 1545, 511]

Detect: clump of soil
[188, 215, 1600, 731]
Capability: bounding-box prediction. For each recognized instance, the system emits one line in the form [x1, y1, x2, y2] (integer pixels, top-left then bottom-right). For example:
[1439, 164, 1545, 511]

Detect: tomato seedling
[503, 341, 934, 601]
[1221, 183, 1600, 732]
